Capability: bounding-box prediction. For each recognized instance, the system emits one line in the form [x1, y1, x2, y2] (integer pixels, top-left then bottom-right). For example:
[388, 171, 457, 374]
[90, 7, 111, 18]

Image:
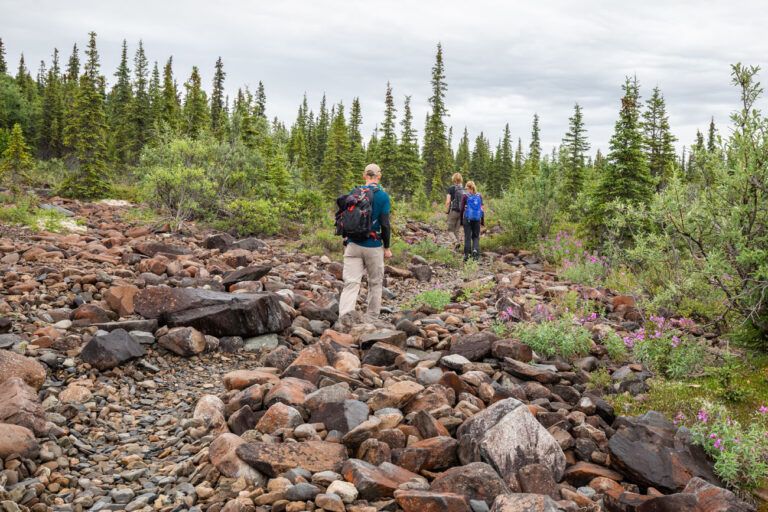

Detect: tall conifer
[182, 66, 209, 138]
[62, 31, 110, 198]
[321, 103, 352, 197]
[210, 57, 226, 138]
[561, 103, 590, 199]
[423, 43, 450, 199]
[642, 86, 676, 188]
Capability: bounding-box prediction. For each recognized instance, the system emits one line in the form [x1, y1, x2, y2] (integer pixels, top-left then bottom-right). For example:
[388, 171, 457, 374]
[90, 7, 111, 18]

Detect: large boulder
[637, 477, 755, 512]
[80, 329, 146, 371]
[448, 332, 497, 361]
[236, 441, 348, 477]
[0, 377, 47, 436]
[0, 350, 47, 390]
[608, 412, 719, 492]
[165, 296, 290, 337]
[209, 433, 266, 485]
[342, 459, 423, 500]
[0, 424, 39, 459]
[135, 287, 261, 318]
[394, 490, 469, 512]
[457, 398, 566, 484]
[430, 462, 510, 505]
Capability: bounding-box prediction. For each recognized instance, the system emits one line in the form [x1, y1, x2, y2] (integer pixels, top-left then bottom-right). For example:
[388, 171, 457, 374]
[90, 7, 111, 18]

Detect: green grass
[608, 353, 768, 425]
[0, 195, 67, 232]
[406, 289, 452, 311]
[513, 317, 593, 359]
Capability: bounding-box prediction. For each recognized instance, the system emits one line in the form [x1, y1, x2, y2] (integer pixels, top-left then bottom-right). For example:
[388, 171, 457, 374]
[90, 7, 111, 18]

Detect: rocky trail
[0, 197, 756, 512]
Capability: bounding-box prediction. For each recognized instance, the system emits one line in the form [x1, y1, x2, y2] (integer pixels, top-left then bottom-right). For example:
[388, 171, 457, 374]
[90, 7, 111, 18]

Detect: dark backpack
[465, 193, 483, 221]
[450, 185, 465, 212]
[335, 186, 376, 241]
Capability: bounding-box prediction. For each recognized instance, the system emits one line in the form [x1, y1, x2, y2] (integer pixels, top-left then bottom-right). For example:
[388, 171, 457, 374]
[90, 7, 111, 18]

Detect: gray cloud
[2, 0, 766, 155]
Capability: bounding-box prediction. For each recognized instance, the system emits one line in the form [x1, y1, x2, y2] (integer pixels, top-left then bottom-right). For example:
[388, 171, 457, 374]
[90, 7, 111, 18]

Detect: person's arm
[445, 187, 452, 213]
[460, 195, 467, 225]
[380, 213, 391, 249]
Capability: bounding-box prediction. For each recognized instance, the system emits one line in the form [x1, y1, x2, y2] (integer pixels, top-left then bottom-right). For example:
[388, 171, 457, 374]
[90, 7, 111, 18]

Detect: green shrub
[142, 164, 216, 223]
[407, 289, 452, 311]
[603, 331, 629, 362]
[624, 316, 707, 379]
[513, 318, 593, 359]
[689, 402, 768, 491]
[393, 239, 459, 268]
[297, 227, 341, 257]
[220, 198, 281, 237]
[587, 367, 612, 391]
[492, 171, 560, 249]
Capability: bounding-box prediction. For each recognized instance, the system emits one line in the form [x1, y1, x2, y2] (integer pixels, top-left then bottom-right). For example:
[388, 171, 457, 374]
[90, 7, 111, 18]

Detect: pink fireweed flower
[697, 410, 709, 423]
[709, 433, 718, 439]
[713, 438, 723, 450]
[673, 412, 686, 425]
[671, 336, 681, 348]
[759, 405, 768, 415]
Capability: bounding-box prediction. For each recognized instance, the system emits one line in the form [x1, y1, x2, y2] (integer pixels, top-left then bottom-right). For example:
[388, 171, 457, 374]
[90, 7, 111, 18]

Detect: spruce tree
[367, 129, 379, 164]
[470, 133, 492, 185]
[210, 57, 226, 138]
[61, 44, 80, 154]
[130, 41, 151, 156]
[147, 61, 162, 139]
[526, 113, 541, 175]
[494, 124, 514, 195]
[455, 127, 470, 174]
[313, 94, 329, 169]
[642, 86, 676, 188]
[707, 117, 717, 152]
[513, 137, 524, 181]
[41, 48, 65, 158]
[348, 97, 365, 176]
[182, 66, 209, 139]
[398, 95, 423, 202]
[591, 76, 653, 229]
[62, 31, 110, 199]
[561, 103, 590, 200]
[0, 38, 6, 74]
[255, 81, 266, 118]
[0, 123, 33, 192]
[422, 43, 451, 200]
[107, 40, 134, 164]
[321, 103, 353, 197]
[378, 82, 400, 195]
[159, 57, 181, 134]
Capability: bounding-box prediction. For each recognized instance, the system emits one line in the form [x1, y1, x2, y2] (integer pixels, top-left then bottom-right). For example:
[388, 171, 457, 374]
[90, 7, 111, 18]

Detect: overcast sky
[2, 0, 767, 155]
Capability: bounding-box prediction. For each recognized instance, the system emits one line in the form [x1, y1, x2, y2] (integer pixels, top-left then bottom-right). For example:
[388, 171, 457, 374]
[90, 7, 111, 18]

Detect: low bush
[689, 402, 768, 491]
[624, 316, 707, 379]
[513, 317, 593, 359]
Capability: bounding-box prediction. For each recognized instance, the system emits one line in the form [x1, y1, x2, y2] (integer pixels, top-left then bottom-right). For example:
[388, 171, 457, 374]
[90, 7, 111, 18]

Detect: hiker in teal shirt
[339, 163, 392, 318]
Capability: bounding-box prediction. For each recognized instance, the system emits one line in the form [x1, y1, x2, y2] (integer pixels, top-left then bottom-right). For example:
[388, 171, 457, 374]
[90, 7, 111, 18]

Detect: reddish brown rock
[72, 304, 113, 324]
[342, 459, 422, 500]
[564, 461, 623, 487]
[223, 369, 280, 390]
[0, 377, 47, 436]
[394, 490, 470, 512]
[194, 394, 229, 435]
[263, 376, 316, 407]
[237, 441, 348, 477]
[0, 350, 47, 390]
[104, 285, 139, 317]
[492, 339, 533, 363]
[158, 326, 207, 356]
[491, 493, 560, 512]
[431, 462, 510, 505]
[209, 433, 266, 484]
[0, 423, 39, 459]
[449, 332, 497, 361]
[394, 436, 458, 472]
[256, 402, 303, 433]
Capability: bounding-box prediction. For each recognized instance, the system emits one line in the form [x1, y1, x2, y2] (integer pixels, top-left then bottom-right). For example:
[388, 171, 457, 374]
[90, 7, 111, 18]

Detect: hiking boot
[463, 254, 469, 262]
[472, 250, 479, 261]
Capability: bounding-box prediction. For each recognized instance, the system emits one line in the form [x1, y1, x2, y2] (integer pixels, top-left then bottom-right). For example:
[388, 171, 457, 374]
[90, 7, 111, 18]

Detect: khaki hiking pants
[447, 210, 462, 244]
[339, 243, 385, 318]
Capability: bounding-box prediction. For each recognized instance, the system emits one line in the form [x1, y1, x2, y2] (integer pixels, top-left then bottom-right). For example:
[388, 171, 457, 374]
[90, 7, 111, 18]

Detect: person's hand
[384, 248, 393, 259]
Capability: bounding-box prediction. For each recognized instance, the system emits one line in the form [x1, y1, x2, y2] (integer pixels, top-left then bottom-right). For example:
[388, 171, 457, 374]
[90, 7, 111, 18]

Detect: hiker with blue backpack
[460, 180, 484, 262]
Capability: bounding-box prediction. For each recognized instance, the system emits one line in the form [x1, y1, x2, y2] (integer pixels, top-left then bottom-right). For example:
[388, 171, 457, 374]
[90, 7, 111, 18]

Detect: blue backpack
[465, 193, 483, 221]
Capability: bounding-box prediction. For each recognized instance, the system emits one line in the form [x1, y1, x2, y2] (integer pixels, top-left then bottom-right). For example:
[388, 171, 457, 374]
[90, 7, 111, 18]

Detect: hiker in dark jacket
[459, 180, 484, 261]
[444, 173, 465, 249]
